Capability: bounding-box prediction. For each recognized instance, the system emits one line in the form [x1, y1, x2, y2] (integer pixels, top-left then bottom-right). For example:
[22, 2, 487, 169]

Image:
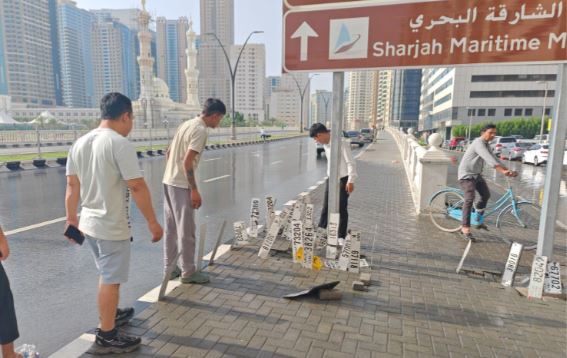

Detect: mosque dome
[152, 77, 171, 99]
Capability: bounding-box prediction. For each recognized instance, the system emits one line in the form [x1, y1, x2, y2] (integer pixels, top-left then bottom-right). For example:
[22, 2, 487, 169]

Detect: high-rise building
[376, 71, 393, 128]
[91, 13, 138, 101]
[347, 71, 375, 130]
[156, 17, 189, 103]
[91, 8, 147, 99]
[91, 9, 143, 99]
[230, 44, 265, 123]
[264, 76, 281, 121]
[390, 69, 422, 130]
[0, 0, 58, 106]
[57, 0, 96, 108]
[199, 0, 234, 107]
[49, 0, 63, 105]
[92, 8, 141, 31]
[269, 73, 309, 127]
[419, 65, 558, 138]
[311, 90, 332, 126]
[0, 2, 8, 95]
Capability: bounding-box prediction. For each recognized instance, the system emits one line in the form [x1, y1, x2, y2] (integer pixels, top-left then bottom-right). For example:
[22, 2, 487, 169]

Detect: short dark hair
[480, 123, 496, 133]
[100, 92, 132, 120]
[202, 98, 226, 116]
[309, 123, 329, 138]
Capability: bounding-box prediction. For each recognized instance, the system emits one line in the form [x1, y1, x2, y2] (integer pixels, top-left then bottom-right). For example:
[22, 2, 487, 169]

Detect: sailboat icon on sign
[334, 24, 362, 54]
[328, 17, 369, 60]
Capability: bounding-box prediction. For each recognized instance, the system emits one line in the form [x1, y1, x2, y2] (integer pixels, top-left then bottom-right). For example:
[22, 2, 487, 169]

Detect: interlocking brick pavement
[85, 132, 566, 357]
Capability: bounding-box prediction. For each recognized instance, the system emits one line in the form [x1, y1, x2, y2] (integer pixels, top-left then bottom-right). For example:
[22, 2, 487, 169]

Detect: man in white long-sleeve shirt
[309, 123, 358, 239]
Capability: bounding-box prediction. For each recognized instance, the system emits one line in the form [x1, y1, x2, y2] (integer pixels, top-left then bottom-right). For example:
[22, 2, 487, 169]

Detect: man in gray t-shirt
[65, 93, 163, 354]
[457, 124, 516, 240]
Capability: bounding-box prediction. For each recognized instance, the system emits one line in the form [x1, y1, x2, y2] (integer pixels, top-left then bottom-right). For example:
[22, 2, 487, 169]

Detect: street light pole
[34, 118, 42, 159]
[163, 118, 170, 147]
[149, 99, 154, 151]
[467, 107, 473, 144]
[319, 91, 331, 126]
[537, 80, 548, 143]
[291, 74, 318, 133]
[206, 30, 263, 140]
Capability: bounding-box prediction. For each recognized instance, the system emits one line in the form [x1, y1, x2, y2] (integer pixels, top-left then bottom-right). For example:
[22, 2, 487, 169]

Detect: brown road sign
[283, 0, 567, 72]
[285, 0, 363, 7]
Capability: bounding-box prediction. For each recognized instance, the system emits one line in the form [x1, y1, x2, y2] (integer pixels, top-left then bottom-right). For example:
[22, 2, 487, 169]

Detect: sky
[74, 0, 333, 93]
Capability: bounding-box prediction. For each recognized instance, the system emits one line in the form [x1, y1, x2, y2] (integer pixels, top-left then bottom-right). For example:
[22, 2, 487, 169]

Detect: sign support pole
[328, 72, 344, 250]
[536, 63, 567, 260]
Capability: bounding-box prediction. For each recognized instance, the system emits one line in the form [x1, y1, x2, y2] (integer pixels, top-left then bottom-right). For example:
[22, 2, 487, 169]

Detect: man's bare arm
[183, 149, 200, 191]
[65, 175, 81, 226]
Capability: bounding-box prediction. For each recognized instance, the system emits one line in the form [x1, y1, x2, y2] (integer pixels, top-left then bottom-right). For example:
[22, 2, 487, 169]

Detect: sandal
[460, 231, 477, 242]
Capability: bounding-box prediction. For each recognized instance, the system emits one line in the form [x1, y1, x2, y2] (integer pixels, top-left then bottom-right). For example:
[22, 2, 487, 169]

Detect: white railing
[389, 128, 452, 214]
[0, 127, 299, 145]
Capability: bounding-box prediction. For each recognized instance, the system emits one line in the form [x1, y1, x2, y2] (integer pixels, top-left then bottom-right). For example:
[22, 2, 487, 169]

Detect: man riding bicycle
[458, 124, 517, 241]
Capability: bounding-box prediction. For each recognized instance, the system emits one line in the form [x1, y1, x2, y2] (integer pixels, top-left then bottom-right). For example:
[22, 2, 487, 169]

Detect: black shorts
[0, 262, 19, 345]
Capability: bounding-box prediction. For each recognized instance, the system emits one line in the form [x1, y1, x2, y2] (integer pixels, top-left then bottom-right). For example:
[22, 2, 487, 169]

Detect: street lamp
[318, 91, 331, 126]
[205, 30, 263, 140]
[537, 80, 548, 143]
[291, 74, 318, 133]
[466, 107, 473, 144]
[163, 117, 170, 147]
[33, 115, 42, 159]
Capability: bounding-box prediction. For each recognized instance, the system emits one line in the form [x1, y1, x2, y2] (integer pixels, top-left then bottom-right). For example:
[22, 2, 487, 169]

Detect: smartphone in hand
[64, 225, 85, 245]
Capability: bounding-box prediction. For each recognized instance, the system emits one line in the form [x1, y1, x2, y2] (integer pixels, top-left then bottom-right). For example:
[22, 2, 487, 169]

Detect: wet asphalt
[0, 136, 338, 355]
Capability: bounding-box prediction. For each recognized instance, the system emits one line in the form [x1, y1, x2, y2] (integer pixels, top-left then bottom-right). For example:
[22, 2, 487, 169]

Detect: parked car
[360, 128, 374, 142]
[344, 131, 365, 147]
[510, 134, 524, 140]
[533, 134, 549, 142]
[490, 136, 517, 155]
[500, 142, 532, 160]
[448, 136, 465, 150]
[522, 143, 549, 166]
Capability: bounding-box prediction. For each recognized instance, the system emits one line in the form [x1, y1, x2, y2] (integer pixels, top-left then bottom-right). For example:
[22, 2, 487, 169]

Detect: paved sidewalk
[85, 133, 566, 357]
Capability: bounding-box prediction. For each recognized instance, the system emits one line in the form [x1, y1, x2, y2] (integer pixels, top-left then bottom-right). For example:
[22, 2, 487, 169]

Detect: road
[0, 137, 350, 355]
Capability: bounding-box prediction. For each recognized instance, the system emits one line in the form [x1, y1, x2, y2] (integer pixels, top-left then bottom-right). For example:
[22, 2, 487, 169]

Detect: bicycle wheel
[429, 190, 464, 232]
[496, 202, 541, 250]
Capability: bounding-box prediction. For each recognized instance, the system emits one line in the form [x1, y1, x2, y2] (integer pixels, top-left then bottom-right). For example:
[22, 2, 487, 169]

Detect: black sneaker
[115, 307, 134, 327]
[88, 328, 141, 355]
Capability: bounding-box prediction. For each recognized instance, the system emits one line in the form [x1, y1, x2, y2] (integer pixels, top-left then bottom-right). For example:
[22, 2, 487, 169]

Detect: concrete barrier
[136, 151, 143, 158]
[146, 150, 154, 156]
[56, 157, 67, 166]
[33, 159, 47, 168]
[6, 161, 21, 171]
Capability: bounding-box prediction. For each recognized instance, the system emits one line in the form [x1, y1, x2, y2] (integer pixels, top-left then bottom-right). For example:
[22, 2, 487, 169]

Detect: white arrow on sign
[291, 21, 319, 62]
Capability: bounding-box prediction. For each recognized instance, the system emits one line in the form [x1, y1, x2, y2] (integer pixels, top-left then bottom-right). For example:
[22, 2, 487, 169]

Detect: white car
[522, 144, 549, 166]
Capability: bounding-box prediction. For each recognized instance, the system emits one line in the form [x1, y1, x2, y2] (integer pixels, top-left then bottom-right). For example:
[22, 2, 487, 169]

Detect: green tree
[452, 117, 546, 139]
[221, 112, 246, 127]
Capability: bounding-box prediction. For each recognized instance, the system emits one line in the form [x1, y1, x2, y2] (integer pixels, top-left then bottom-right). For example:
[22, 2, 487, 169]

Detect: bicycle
[428, 179, 541, 250]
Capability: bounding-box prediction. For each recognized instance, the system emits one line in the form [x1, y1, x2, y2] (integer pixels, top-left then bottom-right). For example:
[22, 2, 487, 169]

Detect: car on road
[344, 130, 365, 147]
[490, 136, 517, 155]
[360, 128, 374, 142]
[448, 136, 465, 150]
[522, 143, 549, 166]
[500, 142, 532, 160]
